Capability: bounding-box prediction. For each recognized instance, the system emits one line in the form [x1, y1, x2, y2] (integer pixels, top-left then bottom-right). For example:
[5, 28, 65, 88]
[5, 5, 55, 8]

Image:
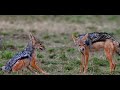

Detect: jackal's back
[79, 32, 115, 44]
[2, 42, 34, 72]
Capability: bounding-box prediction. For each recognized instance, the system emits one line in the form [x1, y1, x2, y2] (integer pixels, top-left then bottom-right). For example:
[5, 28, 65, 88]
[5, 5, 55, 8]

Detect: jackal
[72, 32, 120, 74]
[1, 33, 48, 75]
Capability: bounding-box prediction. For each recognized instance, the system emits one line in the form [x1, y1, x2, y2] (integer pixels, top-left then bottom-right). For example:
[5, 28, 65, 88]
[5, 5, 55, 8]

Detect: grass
[0, 15, 120, 75]
[0, 51, 14, 60]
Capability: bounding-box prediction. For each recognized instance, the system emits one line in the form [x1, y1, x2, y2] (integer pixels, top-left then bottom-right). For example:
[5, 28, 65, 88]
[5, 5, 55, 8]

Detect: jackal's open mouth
[40, 47, 45, 51]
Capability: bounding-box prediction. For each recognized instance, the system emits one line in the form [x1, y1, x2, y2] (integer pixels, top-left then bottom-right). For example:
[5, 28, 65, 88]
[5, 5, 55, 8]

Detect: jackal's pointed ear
[72, 34, 78, 44]
[82, 33, 89, 40]
[29, 33, 36, 45]
[29, 33, 33, 40]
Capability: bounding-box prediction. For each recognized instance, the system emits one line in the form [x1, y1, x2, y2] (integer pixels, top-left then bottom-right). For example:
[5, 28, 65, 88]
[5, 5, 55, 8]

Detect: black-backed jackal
[1, 33, 48, 75]
[72, 32, 120, 74]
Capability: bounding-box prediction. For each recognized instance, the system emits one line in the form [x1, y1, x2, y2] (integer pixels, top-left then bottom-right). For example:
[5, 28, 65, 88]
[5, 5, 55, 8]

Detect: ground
[0, 15, 120, 75]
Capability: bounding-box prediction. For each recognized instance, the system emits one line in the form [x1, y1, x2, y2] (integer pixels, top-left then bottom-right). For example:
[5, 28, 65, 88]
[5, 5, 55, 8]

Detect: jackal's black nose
[80, 48, 85, 51]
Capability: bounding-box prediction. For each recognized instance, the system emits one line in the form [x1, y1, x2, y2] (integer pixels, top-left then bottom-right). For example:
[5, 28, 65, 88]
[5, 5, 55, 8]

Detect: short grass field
[0, 15, 120, 75]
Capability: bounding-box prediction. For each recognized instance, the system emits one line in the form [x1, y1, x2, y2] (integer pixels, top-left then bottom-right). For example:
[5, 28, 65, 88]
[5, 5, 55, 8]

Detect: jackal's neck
[25, 42, 35, 54]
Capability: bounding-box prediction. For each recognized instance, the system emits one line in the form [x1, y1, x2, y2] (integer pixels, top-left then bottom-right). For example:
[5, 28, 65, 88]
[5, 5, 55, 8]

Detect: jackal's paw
[43, 72, 50, 75]
[35, 72, 39, 75]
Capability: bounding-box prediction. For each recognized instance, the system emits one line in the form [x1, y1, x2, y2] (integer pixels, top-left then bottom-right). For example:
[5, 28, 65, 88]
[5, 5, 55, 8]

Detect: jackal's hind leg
[104, 40, 116, 73]
[12, 60, 25, 72]
[105, 52, 116, 73]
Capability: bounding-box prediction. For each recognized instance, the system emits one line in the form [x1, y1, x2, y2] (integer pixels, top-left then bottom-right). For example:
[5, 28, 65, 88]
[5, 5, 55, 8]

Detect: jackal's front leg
[27, 66, 38, 75]
[30, 56, 48, 75]
[80, 54, 85, 73]
[83, 50, 89, 74]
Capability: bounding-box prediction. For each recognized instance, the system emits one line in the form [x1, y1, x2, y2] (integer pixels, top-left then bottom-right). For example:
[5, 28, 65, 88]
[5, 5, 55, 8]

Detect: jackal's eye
[84, 43, 86, 45]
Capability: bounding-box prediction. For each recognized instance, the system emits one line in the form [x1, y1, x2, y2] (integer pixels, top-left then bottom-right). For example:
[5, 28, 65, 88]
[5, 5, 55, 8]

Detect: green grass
[59, 51, 68, 61]
[67, 48, 75, 53]
[0, 32, 9, 36]
[1, 51, 14, 59]
[0, 15, 120, 75]
[37, 54, 44, 59]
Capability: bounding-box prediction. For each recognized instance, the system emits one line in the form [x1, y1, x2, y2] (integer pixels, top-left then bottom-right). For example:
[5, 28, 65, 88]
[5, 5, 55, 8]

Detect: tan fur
[11, 34, 48, 75]
[72, 34, 117, 74]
